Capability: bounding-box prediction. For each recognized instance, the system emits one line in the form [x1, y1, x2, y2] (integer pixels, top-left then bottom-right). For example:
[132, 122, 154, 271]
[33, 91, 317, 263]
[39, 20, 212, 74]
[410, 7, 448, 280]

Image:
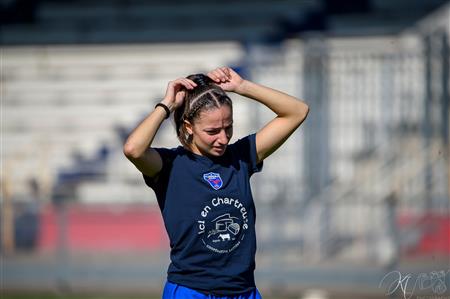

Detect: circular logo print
[197, 197, 249, 254]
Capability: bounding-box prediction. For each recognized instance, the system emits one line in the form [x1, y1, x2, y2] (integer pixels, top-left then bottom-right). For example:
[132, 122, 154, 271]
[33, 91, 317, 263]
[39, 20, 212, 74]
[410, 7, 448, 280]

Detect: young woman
[123, 67, 309, 298]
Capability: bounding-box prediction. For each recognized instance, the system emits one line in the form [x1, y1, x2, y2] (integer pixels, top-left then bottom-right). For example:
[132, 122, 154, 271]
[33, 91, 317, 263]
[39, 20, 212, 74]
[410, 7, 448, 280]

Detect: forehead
[195, 105, 233, 127]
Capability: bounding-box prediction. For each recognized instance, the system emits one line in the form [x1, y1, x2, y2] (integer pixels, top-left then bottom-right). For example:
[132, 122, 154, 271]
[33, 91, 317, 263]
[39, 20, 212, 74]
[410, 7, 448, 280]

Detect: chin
[211, 147, 226, 156]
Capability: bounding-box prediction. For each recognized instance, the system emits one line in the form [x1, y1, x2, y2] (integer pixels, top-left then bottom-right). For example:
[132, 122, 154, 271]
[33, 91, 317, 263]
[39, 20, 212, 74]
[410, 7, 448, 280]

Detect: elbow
[297, 102, 309, 122]
[303, 103, 310, 118]
[123, 141, 142, 160]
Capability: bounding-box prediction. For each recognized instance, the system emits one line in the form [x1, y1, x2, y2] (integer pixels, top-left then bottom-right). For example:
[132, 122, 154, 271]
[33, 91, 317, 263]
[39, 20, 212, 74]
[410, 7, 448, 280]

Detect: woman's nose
[217, 130, 229, 144]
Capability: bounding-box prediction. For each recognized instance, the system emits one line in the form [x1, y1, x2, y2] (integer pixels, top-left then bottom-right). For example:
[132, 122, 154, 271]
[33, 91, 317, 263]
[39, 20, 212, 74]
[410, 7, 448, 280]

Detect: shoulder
[228, 133, 262, 175]
[228, 134, 256, 154]
[154, 146, 184, 160]
[142, 146, 184, 189]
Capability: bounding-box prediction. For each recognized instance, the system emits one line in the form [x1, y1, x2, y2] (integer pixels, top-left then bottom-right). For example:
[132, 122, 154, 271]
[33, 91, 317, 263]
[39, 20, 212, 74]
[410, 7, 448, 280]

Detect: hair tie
[155, 103, 171, 119]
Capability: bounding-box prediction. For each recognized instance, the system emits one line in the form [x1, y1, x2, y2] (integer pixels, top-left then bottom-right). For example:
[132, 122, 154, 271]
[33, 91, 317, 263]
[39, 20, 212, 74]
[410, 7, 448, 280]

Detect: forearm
[123, 105, 169, 159]
[236, 80, 308, 118]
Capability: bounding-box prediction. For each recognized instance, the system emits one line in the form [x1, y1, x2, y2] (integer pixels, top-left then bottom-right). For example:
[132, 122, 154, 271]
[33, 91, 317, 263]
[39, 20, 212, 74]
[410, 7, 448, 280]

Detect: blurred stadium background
[1, 0, 449, 298]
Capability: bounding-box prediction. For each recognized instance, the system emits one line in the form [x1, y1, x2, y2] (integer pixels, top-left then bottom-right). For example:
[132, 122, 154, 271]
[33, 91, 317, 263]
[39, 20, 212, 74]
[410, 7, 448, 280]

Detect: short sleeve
[142, 147, 176, 209]
[231, 133, 263, 176]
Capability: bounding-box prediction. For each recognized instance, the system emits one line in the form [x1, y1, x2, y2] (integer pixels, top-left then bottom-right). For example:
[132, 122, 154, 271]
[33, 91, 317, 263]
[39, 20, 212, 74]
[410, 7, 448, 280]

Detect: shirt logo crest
[203, 172, 223, 190]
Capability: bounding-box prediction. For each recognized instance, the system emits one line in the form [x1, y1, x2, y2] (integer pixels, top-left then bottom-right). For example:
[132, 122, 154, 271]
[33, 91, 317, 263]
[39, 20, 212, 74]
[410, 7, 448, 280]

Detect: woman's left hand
[207, 67, 245, 93]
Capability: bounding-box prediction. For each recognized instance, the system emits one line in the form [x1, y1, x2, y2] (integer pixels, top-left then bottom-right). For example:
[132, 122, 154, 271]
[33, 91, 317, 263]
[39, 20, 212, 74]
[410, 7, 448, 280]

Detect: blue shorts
[162, 281, 262, 299]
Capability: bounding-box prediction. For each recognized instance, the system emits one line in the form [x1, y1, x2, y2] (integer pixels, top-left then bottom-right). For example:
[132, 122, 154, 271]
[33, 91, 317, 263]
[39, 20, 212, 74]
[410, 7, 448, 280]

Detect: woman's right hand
[161, 78, 197, 111]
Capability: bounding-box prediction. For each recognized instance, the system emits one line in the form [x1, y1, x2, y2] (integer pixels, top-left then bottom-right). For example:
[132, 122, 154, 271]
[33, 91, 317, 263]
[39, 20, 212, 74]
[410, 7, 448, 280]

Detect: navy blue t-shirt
[143, 134, 263, 295]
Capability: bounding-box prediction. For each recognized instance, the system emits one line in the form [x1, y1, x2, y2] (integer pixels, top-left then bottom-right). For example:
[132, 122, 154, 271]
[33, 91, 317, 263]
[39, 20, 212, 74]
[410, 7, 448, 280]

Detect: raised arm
[208, 67, 309, 164]
[123, 78, 196, 177]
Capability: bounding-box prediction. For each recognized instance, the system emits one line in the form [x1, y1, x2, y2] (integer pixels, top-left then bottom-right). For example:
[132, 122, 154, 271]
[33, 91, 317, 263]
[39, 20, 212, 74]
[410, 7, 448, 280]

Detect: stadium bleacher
[3, 42, 247, 201]
[2, 1, 449, 296]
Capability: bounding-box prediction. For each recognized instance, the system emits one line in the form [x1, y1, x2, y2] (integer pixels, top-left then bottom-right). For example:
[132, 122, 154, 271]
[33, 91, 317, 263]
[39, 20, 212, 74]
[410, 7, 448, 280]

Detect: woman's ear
[184, 120, 193, 135]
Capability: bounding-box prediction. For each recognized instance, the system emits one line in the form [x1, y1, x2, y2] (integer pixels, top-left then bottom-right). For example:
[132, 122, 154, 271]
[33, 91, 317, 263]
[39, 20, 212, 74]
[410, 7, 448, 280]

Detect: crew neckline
[180, 146, 228, 165]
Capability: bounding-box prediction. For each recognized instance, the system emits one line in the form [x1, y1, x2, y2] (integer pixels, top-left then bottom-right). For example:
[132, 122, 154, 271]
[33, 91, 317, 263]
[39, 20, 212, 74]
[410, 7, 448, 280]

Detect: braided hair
[173, 74, 233, 147]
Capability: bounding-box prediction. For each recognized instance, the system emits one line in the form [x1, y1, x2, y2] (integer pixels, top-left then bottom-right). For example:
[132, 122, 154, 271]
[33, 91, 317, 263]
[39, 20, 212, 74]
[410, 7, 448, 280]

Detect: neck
[185, 144, 202, 156]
